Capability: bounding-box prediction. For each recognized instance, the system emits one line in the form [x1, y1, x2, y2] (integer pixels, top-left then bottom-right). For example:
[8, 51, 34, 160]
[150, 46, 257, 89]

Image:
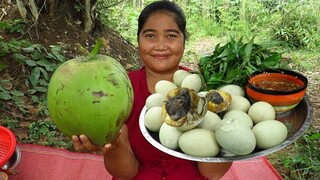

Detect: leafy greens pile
[198, 37, 288, 90]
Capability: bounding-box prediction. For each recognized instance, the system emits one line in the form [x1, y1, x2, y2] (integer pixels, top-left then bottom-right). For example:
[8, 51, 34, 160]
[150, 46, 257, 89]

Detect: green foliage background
[97, 0, 320, 51]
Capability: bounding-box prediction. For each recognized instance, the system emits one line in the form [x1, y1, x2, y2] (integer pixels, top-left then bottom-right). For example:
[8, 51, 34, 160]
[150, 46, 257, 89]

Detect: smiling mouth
[153, 54, 170, 59]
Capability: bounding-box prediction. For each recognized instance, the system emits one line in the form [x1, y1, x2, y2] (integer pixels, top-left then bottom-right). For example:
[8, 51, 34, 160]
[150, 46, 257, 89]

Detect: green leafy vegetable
[198, 37, 288, 90]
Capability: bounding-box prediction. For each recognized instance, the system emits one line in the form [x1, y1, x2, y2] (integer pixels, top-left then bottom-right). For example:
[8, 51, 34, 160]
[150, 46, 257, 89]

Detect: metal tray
[139, 95, 313, 162]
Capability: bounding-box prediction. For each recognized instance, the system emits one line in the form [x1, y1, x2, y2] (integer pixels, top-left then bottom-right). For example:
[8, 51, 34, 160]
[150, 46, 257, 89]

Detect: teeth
[162, 87, 208, 127]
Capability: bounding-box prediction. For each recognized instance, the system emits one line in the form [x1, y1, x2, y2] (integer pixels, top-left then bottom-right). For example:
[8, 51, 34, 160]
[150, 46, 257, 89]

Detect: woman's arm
[197, 162, 232, 180]
[103, 125, 139, 180]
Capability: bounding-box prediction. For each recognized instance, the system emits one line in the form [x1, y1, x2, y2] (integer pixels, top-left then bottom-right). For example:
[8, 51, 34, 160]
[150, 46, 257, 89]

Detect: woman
[72, 1, 232, 179]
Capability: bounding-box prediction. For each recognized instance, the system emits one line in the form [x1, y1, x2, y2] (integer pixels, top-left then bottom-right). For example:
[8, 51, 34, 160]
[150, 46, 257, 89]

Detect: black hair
[137, 0, 188, 42]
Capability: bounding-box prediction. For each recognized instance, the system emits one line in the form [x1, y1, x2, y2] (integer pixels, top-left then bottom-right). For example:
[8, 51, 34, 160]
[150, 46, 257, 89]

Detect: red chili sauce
[253, 78, 301, 92]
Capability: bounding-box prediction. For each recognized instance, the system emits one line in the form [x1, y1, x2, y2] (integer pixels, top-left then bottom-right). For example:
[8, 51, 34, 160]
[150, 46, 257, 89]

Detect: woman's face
[138, 11, 184, 74]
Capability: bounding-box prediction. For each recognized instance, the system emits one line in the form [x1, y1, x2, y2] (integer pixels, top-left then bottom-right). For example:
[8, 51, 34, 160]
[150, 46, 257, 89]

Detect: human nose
[154, 36, 168, 51]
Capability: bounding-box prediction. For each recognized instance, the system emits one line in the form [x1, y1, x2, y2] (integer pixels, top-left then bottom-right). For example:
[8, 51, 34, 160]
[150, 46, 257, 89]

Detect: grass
[288, 51, 320, 73]
[267, 129, 320, 180]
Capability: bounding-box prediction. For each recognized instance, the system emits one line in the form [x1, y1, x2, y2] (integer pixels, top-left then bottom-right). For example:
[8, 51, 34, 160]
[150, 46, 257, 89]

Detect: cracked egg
[162, 88, 207, 127]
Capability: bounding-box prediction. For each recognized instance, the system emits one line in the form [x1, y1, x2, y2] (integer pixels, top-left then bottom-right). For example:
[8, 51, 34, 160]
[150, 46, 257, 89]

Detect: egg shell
[252, 120, 288, 149]
[198, 111, 222, 131]
[219, 84, 245, 96]
[146, 93, 166, 109]
[223, 110, 253, 128]
[215, 118, 256, 155]
[155, 80, 177, 96]
[144, 107, 164, 132]
[179, 128, 220, 157]
[159, 123, 183, 150]
[173, 69, 190, 87]
[227, 95, 251, 112]
[181, 74, 202, 92]
[248, 101, 276, 124]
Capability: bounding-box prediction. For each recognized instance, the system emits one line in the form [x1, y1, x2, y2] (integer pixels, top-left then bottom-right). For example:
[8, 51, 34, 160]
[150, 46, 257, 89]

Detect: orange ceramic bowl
[246, 69, 308, 113]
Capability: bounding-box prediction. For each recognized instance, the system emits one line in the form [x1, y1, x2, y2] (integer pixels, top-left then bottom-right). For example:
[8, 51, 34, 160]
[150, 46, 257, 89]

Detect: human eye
[145, 33, 155, 38]
[168, 34, 177, 39]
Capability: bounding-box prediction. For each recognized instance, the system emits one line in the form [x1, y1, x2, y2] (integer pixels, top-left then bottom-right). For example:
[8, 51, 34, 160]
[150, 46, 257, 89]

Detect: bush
[270, 0, 320, 50]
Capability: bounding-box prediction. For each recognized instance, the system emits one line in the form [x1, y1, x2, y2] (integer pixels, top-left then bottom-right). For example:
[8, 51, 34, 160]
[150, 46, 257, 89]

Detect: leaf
[0, 45, 9, 56]
[34, 86, 47, 93]
[48, 52, 66, 62]
[36, 60, 54, 71]
[245, 65, 256, 75]
[12, 53, 28, 63]
[38, 79, 48, 86]
[48, 45, 66, 62]
[8, 40, 26, 51]
[221, 61, 228, 74]
[265, 53, 282, 62]
[225, 69, 242, 80]
[39, 67, 49, 80]
[30, 94, 39, 101]
[27, 89, 37, 94]
[11, 90, 24, 97]
[203, 71, 211, 82]
[26, 60, 37, 66]
[31, 50, 44, 60]
[12, 95, 24, 104]
[252, 55, 262, 66]
[0, 62, 8, 71]
[33, 44, 48, 54]
[22, 46, 35, 53]
[29, 67, 41, 87]
[199, 56, 213, 66]
[0, 92, 12, 100]
[199, 36, 286, 90]
[308, 133, 320, 140]
[212, 43, 221, 54]
[208, 73, 224, 84]
[0, 80, 13, 90]
[216, 48, 231, 59]
[23, 44, 47, 54]
[243, 37, 254, 62]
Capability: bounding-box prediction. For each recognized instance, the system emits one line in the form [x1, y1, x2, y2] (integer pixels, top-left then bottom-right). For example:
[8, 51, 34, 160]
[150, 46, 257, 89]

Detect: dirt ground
[1, 3, 319, 178]
[0, 3, 142, 70]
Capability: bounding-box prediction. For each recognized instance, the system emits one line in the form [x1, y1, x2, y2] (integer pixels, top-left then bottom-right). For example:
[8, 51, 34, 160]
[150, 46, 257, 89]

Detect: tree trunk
[83, 0, 95, 33]
[15, 0, 97, 33]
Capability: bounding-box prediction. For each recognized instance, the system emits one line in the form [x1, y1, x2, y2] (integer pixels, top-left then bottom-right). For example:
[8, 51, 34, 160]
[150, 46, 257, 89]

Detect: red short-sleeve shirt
[112, 67, 206, 180]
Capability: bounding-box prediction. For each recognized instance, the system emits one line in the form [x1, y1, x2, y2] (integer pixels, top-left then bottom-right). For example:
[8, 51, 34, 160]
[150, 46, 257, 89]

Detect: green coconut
[47, 39, 133, 147]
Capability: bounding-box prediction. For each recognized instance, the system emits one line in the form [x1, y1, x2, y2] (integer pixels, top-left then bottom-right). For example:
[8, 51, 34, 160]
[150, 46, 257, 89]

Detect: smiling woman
[71, 1, 232, 180]
[138, 11, 185, 76]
